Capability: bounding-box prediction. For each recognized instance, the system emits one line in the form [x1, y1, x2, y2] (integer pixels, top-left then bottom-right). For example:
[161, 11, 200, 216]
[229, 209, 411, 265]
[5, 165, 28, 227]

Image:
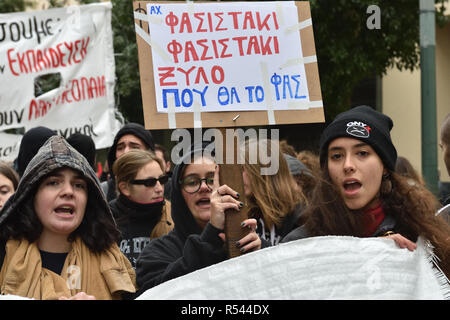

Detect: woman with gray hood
[0, 136, 136, 300]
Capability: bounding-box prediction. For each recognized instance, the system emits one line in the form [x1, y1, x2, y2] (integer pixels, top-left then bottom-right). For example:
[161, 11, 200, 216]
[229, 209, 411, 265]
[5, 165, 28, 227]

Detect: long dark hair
[303, 165, 450, 278]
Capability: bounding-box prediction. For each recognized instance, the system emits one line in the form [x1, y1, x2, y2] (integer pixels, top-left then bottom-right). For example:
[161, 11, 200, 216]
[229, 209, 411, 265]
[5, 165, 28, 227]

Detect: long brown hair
[242, 139, 305, 230]
[303, 165, 450, 278]
[395, 156, 425, 186]
[0, 161, 19, 190]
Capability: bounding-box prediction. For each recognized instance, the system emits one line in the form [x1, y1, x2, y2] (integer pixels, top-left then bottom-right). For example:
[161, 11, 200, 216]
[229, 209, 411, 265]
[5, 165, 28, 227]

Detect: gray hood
[0, 135, 114, 228]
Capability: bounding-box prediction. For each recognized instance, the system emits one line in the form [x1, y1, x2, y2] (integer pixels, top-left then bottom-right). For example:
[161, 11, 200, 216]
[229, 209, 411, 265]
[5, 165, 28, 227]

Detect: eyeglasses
[130, 175, 169, 187]
[179, 175, 214, 194]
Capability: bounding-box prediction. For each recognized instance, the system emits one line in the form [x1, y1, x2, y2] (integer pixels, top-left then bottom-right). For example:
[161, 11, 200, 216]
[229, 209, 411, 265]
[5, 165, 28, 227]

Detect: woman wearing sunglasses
[110, 150, 174, 269]
[135, 144, 261, 294]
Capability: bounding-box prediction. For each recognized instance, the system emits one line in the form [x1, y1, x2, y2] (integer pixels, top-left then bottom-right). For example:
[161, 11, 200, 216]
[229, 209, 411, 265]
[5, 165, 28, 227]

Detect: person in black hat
[15, 126, 56, 178]
[67, 133, 97, 171]
[282, 106, 450, 279]
[101, 123, 156, 202]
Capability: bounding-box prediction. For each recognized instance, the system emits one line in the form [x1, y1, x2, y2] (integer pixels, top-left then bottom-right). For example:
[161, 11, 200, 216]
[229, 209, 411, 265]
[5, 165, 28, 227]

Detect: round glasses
[179, 175, 214, 194]
[130, 175, 169, 187]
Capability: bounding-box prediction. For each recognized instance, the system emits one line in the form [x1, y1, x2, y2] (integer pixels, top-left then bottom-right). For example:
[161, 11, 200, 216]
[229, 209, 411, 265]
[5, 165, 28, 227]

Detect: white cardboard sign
[147, 1, 310, 113]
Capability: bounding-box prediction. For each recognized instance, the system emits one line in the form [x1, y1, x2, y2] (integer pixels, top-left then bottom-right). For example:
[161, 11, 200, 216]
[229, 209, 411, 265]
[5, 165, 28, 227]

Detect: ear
[118, 181, 131, 197]
[382, 168, 390, 180]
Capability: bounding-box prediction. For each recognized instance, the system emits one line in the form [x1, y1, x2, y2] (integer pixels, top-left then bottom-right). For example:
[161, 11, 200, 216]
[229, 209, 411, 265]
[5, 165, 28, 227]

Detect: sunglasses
[130, 175, 169, 187]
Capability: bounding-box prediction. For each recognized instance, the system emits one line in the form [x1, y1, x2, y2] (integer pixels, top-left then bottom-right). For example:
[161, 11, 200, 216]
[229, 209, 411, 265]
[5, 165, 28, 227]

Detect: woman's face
[125, 161, 165, 204]
[34, 168, 88, 237]
[327, 137, 386, 210]
[180, 157, 215, 229]
[0, 173, 15, 211]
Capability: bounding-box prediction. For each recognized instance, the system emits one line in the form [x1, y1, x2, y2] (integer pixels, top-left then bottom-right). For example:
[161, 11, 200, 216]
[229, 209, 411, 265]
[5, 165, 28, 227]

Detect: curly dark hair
[303, 167, 450, 279]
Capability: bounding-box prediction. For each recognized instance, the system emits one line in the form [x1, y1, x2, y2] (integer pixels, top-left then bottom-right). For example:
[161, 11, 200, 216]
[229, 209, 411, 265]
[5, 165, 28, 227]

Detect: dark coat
[135, 146, 227, 295]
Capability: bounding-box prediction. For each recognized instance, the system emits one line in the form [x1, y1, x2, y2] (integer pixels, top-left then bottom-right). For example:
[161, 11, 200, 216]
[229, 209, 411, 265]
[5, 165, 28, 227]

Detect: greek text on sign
[147, 1, 310, 113]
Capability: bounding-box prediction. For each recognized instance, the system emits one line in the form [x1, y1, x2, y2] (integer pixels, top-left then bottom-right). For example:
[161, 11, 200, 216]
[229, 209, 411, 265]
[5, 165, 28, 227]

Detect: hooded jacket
[135, 145, 227, 295]
[0, 136, 136, 299]
[102, 123, 155, 202]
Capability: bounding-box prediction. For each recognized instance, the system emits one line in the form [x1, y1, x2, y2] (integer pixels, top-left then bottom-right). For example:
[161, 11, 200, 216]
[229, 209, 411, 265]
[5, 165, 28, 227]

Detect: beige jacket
[0, 237, 136, 300]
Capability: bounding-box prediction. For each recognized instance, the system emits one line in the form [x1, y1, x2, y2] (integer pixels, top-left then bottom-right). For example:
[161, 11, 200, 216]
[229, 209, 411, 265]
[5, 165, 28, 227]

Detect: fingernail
[240, 221, 246, 227]
[240, 247, 245, 253]
[235, 193, 240, 199]
[239, 202, 244, 208]
[235, 241, 240, 247]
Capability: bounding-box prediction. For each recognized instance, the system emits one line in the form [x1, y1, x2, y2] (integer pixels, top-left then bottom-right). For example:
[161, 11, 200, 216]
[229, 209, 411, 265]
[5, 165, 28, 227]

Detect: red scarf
[363, 203, 385, 237]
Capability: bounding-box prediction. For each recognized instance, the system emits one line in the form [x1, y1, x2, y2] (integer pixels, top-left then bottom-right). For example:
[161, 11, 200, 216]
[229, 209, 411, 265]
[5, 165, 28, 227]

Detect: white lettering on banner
[0, 3, 120, 149]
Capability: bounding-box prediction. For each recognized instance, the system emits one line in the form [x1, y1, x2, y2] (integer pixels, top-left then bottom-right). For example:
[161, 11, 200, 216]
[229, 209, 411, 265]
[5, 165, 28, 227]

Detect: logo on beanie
[346, 121, 371, 138]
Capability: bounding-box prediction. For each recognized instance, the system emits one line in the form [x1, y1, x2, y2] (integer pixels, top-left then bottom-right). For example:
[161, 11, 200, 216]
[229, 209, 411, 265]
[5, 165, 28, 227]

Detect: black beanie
[67, 133, 96, 170]
[16, 126, 57, 177]
[107, 123, 155, 170]
[319, 106, 397, 170]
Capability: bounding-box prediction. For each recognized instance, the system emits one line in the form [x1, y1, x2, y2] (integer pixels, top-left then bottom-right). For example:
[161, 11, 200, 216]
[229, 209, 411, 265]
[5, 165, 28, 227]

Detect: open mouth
[196, 198, 210, 207]
[343, 180, 362, 192]
[54, 206, 74, 215]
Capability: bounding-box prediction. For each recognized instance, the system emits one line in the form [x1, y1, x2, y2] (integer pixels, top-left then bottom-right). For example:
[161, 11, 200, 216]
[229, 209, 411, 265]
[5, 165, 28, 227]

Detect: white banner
[0, 131, 22, 162]
[147, 1, 310, 113]
[137, 236, 450, 300]
[0, 3, 120, 149]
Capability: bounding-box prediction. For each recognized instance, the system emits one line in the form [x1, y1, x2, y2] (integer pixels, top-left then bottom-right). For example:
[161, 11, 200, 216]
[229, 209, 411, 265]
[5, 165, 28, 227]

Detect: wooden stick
[218, 128, 250, 258]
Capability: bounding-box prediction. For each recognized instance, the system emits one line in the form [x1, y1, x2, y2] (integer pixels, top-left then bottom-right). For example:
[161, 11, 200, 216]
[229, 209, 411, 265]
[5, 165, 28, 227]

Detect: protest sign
[137, 236, 450, 300]
[134, 1, 324, 129]
[0, 2, 120, 149]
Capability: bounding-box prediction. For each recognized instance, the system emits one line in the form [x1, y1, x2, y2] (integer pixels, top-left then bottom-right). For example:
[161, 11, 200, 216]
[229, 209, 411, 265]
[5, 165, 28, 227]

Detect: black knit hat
[67, 133, 96, 170]
[319, 106, 397, 170]
[107, 122, 155, 170]
[16, 126, 57, 177]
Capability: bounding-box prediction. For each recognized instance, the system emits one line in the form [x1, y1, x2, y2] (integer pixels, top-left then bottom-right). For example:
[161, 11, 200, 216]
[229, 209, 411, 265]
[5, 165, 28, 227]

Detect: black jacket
[135, 146, 227, 295]
[254, 203, 305, 247]
[281, 213, 397, 243]
[109, 194, 166, 269]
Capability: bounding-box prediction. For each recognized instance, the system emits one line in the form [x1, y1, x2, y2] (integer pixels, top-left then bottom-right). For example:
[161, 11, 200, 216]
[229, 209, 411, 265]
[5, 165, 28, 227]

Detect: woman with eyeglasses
[135, 144, 261, 294]
[110, 150, 173, 269]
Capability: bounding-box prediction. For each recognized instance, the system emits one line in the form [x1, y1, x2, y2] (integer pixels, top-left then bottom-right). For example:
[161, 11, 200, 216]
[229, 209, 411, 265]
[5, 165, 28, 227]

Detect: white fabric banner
[137, 236, 450, 300]
[0, 131, 22, 162]
[0, 3, 119, 149]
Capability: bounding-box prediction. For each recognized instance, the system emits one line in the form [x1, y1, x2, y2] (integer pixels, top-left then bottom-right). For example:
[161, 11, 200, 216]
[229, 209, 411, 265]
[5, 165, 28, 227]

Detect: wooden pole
[217, 127, 250, 258]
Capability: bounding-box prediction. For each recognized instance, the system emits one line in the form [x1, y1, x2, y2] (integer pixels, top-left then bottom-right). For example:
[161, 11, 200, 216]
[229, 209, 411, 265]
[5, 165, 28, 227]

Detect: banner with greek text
[137, 236, 450, 300]
[147, 1, 310, 113]
[0, 2, 119, 150]
[0, 132, 21, 162]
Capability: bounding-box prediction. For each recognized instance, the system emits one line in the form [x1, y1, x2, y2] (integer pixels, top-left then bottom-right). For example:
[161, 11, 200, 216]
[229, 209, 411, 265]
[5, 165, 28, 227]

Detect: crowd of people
[0, 105, 449, 300]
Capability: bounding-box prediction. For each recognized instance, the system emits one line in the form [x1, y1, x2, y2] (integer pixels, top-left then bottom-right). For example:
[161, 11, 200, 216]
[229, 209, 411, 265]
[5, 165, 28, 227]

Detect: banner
[0, 2, 120, 149]
[137, 236, 450, 300]
[0, 131, 21, 162]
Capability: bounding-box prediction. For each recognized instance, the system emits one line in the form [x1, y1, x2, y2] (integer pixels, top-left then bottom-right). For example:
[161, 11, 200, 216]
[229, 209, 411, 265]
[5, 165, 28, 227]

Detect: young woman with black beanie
[283, 105, 450, 280]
